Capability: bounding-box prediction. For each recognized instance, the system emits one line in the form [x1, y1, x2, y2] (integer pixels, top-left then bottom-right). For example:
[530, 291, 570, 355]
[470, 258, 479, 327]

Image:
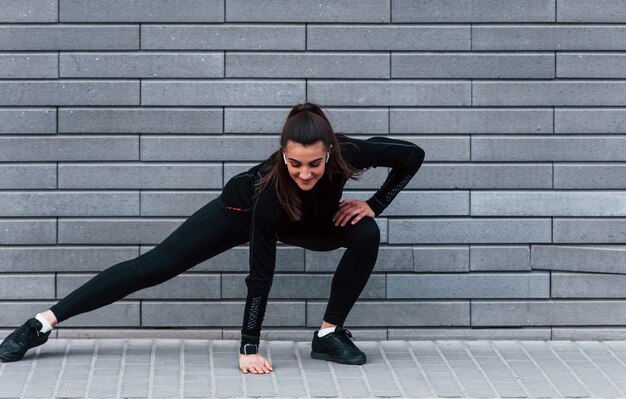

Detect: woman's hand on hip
[239, 353, 273, 374]
[332, 199, 375, 227]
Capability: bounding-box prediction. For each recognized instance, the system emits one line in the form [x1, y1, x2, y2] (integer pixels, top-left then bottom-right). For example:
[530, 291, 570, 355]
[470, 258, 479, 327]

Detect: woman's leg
[48, 196, 249, 324]
[278, 216, 380, 327]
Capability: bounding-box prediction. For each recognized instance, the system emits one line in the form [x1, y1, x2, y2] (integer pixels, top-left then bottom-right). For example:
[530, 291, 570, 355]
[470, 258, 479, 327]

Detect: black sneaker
[0, 318, 51, 362]
[311, 326, 366, 365]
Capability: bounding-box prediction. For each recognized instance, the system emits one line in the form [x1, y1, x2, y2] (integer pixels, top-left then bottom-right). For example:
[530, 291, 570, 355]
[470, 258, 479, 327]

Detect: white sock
[35, 313, 53, 333]
[318, 326, 336, 337]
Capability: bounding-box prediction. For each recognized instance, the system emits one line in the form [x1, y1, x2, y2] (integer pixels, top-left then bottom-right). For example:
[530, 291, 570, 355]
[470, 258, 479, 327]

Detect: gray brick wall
[1, 0, 625, 341]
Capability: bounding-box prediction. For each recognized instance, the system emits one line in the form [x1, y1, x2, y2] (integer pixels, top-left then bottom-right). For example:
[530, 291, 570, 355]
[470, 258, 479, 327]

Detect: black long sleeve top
[218, 133, 426, 347]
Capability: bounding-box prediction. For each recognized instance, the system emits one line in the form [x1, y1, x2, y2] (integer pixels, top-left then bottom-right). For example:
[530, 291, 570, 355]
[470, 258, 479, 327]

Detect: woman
[0, 102, 425, 374]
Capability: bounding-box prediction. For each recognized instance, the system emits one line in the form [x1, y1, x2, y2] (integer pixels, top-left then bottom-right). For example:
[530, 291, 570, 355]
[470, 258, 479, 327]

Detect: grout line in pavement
[148, 339, 156, 398]
[377, 341, 406, 398]
[547, 342, 593, 396]
[357, 358, 375, 398]
[116, 340, 128, 399]
[265, 341, 280, 396]
[574, 341, 625, 396]
[84, 339, 99, 398]
[461, 340, 499, 397]
[405, 341, 436, 397]
[179, 340, 185, 398]
[52, 339, 71, 398]
[487, 340, 531, 397]
[294, 342, 312, 397]
[327, 358, 343, 397]
[515, 341, 564, 397]
[20, 344, 42, 398]
[433, 341, 468, 396]
[209, 341, 217, 399]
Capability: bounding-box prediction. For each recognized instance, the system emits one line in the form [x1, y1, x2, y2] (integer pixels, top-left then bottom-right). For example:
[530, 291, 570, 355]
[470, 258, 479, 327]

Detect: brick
[223, 328, 387, 341]
[387, 272, 549, 298]
[473, 25, 626, 50]
[552, 272, 626, 298]
[221, 273, 385, 299]
[470, 246, 530, 271]
[0, 80, 140, 106]
[390, 108, 552, 134]
[472, 191, 626, 216]
[142, 80, 303, 106]
[58, 218, 186, 244]
[0, 53, 57, 78]
[59, 163, 222, 189]
[141, 245, 305, 273]
[59, 107, 222, 134]
[0, 108, 56, 134]
[0, 191, 139, 216]
[226, 0, 389, 22]
[388, 327, 550, 340]
[141, 301, 304, 326]
[0, 246, 138, 272]
[391, 218, 551, 244]
[558, 0, 626, 22]
[392, 0, 554, 22]
[0, 164, 56, 189]
[392, 53, 554, 78]
[0, 219, 56, 244]
[140, 135, 277, 161]
[554, 218, 626, 243]
[557, 53, 626, 78]
[0, 301, 139, 326]
[414, 246, 469, 272]
[346, 190, 469, 216]
[0, 0, 57, 22]
[553, 328, 626, 340]
[226, 52, 389, 78]
[556, 163, 626, 188]
[556, 108, 626, 134]
[0, 275, 54, 299]
[58, 273, 221, 299]
[0, 136, 138, 161]
[472, 136, 626, 161]
[308, 81, 471, 106]
[474, 81, 626, 106]
[306, 246, 413, 272]
[472, 300, 626, 326]
[142, 25, 304, 50]
[406, 164, 552, 189]
[0, 25, 139, 50]
[306, 300, 469, 326]
[60, 0, 223, 22]
[532, 245, 626, 274]
[307, 25, 470, 50]
[60, 52, 223, 78]
[141, 192, 220, 216]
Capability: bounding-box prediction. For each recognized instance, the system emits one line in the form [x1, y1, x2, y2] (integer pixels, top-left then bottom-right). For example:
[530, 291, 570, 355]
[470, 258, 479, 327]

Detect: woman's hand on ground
[239, 353, 273, 374]
[332, 199, 375, 227]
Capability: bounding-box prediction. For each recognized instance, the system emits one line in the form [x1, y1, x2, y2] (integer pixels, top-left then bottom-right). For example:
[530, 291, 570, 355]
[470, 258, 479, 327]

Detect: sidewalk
[1, 338, 626, 398]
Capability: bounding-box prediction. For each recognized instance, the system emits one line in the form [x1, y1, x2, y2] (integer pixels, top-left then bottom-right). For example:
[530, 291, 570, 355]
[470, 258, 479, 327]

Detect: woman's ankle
[41, 310, 58, 327]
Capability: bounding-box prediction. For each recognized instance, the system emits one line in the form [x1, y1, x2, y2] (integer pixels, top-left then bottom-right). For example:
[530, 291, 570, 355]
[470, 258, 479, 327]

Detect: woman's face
[282, 140, 332, 191]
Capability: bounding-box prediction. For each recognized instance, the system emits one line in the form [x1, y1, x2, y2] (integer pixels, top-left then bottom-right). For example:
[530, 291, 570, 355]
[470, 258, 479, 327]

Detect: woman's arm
[339, 134, 426, 216]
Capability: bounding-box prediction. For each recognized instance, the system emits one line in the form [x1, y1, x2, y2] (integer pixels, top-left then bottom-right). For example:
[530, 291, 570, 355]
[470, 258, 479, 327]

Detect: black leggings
[50, 196, 380, 327]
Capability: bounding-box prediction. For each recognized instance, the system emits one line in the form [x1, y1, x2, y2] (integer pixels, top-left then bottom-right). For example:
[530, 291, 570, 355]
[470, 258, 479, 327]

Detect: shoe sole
[310, 350, 366, 365]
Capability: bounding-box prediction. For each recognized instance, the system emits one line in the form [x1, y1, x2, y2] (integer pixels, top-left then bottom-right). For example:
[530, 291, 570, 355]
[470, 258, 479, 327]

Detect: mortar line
[377, 342, 406, 397]
[574, 341, 625, 396]
[265, 341, 279, 396]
